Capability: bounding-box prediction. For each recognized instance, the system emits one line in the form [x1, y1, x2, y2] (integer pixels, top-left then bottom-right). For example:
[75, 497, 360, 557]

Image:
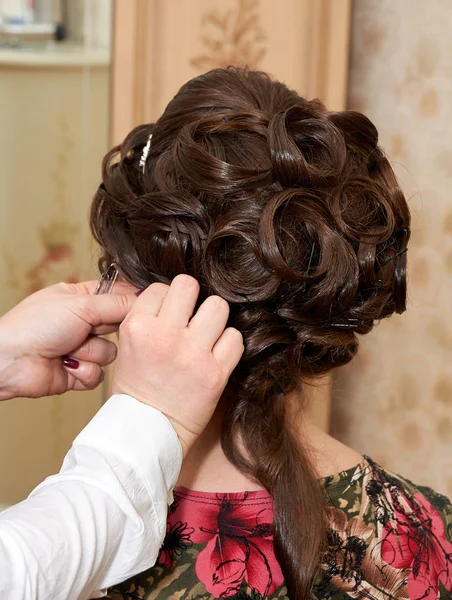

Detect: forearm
[0, 395, 183, 599]
[0, 314, 25, 401]
[0, 478, 134, 600]
[0, 342, 19, 401]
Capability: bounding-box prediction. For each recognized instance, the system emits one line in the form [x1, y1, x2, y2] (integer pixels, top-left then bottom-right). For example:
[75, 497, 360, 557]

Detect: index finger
[157, 275, 200, 328]
[132, 282, 170, 317]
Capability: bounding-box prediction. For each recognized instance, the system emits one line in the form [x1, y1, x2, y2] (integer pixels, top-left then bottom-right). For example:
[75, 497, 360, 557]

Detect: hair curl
[90, 67, 410, 599]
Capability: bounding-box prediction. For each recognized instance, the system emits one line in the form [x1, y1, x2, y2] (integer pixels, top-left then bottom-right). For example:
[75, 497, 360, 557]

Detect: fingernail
[63, 357, 80, 370]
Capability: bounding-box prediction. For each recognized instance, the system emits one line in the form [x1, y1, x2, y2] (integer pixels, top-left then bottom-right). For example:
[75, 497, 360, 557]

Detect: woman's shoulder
[317, 455, 452, 599]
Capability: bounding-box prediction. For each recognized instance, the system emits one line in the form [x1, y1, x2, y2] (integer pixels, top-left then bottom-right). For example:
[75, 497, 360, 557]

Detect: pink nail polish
[63, 357, 80, 370]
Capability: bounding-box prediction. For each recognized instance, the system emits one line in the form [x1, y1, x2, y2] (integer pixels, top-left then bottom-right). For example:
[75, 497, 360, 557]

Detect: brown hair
[90, 67, 410, 599]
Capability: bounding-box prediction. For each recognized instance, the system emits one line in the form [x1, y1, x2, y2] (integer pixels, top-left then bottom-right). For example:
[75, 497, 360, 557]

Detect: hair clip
[139, 133, 153, 173]
[330, 318, 360, 330]
[380, 247, 408, 267]
[94, 262, 119, 295]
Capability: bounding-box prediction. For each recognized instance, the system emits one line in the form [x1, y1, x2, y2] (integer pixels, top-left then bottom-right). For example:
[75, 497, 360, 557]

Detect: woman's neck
[176, 379, 362, 492]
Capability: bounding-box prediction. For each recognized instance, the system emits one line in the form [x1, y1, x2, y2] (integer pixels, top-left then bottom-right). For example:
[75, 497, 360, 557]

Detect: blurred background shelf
[0, 44, 110, 67]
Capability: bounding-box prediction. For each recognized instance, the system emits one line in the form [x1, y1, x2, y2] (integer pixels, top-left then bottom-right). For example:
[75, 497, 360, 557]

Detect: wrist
[162, 420, 193, 460]
[112, 384, 192, 459]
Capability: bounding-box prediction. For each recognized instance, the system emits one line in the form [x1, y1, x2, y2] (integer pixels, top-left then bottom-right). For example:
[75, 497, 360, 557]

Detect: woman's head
[90, 67, 410, 598]
[91, 67, 410, 397]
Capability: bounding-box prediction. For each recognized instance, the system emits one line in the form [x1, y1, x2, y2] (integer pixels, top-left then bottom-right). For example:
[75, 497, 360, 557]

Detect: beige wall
[333, 0, 452, 497]
[0, 57, 110, 504]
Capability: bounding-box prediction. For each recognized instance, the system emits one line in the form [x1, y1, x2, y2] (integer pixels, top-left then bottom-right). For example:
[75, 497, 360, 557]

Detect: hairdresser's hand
[113, 275, 244, 458]
[0, 281, 137, 401]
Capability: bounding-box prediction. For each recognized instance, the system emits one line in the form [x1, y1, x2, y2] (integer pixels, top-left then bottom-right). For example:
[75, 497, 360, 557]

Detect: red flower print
[187, 493, 283, 598]
[381, 493, 452, 600]
[157, 520, 194, 569]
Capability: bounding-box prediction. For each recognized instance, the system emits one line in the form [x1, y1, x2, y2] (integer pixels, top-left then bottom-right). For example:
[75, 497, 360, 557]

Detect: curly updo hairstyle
[90, 67, 410, 599]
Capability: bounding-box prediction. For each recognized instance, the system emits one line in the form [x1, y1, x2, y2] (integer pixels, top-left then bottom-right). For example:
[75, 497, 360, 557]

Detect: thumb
[76, 293, 136, 328]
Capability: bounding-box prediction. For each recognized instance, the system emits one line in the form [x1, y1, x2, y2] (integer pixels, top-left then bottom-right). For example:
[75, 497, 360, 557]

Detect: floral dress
[107, 456, 452, 600]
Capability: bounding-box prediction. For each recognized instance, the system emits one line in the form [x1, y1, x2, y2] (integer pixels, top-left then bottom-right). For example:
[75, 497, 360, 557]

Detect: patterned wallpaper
[333, 0, 452, 497]
[189, 0, 267, 72]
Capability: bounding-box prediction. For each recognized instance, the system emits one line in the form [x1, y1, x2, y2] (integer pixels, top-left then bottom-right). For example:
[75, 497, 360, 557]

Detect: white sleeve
[0, 394, 183, 600]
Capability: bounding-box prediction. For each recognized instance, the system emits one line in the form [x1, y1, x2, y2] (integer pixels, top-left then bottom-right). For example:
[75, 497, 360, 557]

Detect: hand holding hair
[0, 280, 137, 400]
[112, 274, 244, 458]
